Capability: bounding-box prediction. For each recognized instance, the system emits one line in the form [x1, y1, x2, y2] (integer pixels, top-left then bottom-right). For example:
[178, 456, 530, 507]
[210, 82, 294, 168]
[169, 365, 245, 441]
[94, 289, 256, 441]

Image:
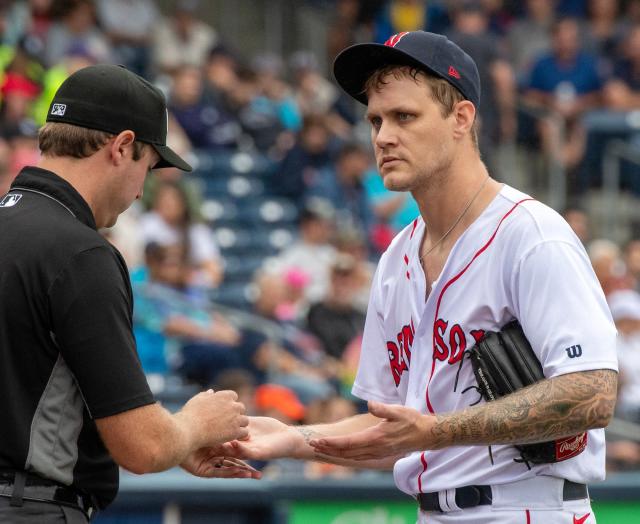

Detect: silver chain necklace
[420, 175, 490, 263]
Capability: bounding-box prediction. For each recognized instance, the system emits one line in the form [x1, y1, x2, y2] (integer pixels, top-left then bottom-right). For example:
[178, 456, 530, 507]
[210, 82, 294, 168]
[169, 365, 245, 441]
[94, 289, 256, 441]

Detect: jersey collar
[11, 166, 97, 230]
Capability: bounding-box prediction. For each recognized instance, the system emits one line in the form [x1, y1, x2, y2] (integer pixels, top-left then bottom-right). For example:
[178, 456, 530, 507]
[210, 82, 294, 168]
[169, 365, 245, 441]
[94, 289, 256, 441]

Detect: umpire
[0, 65, 253, 523]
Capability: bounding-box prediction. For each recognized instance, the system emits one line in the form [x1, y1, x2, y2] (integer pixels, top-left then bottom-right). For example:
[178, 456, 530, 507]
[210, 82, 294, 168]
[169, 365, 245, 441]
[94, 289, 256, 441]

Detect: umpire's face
[102, 132, 159, 228]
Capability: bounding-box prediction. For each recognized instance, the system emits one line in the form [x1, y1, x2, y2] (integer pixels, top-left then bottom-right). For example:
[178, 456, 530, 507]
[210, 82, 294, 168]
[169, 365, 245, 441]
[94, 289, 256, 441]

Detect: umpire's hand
[179, 389, 249, 448]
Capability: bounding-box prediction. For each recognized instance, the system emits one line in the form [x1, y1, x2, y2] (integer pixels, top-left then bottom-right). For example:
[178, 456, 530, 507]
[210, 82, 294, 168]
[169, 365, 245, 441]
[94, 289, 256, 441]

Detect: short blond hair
[364, 66, 479, 149]
[38, 122, 147, 160]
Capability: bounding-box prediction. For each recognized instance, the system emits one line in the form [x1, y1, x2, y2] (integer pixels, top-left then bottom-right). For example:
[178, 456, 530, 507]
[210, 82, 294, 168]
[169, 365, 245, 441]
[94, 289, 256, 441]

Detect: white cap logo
[0, 194, 22, 207]
[51, 103, 67, 116]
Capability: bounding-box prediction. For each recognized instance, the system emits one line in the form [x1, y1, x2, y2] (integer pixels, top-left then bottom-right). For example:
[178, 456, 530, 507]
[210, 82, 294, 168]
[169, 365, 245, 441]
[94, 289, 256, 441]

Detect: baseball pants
[417, 476, 595, 523]
[0, 496, 88, 523]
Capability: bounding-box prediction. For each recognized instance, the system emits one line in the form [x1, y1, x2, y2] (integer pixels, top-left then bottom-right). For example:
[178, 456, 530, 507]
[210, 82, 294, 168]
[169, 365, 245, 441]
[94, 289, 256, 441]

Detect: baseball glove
[469, 320, 587, 465]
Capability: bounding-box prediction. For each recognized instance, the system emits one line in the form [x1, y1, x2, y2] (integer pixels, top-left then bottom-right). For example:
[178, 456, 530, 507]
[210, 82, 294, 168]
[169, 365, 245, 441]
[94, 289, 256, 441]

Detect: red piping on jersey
[410, 218, 419, 239]
[416, 197, 533, 492]
[418, 453, 428, 493]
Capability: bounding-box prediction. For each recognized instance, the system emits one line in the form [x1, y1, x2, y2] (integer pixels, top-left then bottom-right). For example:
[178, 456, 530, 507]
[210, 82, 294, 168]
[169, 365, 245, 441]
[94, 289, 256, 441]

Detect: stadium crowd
[2, 0, 640, 477]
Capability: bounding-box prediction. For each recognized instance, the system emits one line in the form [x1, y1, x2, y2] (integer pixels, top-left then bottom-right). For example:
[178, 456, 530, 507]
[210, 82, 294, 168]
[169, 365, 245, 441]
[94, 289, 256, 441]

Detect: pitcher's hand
[309, 401, 432, 460]
[221, 416, 305, 460]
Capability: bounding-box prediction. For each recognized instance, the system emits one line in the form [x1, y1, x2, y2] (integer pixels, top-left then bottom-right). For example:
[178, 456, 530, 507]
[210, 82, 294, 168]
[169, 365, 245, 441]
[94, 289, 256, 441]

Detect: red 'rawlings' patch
[555, 432, 588, 461]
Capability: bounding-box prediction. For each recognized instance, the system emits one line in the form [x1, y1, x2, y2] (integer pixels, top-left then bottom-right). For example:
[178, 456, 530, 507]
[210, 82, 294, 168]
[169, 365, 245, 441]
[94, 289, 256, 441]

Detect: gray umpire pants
[0, 496, 88, 523]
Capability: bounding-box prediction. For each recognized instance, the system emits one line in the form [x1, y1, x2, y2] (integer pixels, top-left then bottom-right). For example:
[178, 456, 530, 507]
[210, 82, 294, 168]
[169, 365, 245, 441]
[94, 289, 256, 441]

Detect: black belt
[0, 471, 97, 520]
[417, 480, 589, 512]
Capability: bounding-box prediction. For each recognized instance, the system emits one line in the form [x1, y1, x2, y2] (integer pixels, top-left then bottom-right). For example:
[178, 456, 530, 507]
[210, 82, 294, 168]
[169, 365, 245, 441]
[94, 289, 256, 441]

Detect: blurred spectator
[523, 17, 603, 172]
[608, 289, 640, 423]
[0, 118, 39, 179]
[107, 115, 198, 270]
[306, 253, 366, 360]
[289, 50, 354, 138]
[605, 288, 640, 469]
[279, 267, 312, 322]
[44, 0, 111, 67]
[102, 204, 144, 270]
[269, 115, 333, 201]
[562, 205, 591, 245]
[4, 0, 54, 48]
[603, 24, 640, 111]
[169, 64, 241, 151]
[526, 17, 603, 161]
[268, 198, 338, 303]
[607, 438, 640, 471]
[255, 383, 306, 424]
[141, 114, 201, 215]
[0, 34, 46, 94]
[588, 238, 629, 296]
[96, 0, 159, 77]
[0, 71, 39, 125]
[139, 180, 224, 288]
[584, 0, 628, 58]
[363, 156, 420, 249]
[152, 0, 218, 75]
[0, 56, 42, 183]
[555, 0, 587, 17]
[132, 243, 261, 389]
[204, 43, 239, 96]
[446, 2, 517, 168]
[202, 46, 289, 153]
[333, 226, 375, 312]
[626, 0, 640, 25]
[251, 52, 302, 133]
[326, 0, 370, 63]
[31, 44, 96, 125]
[251, 271, 337, 403]
[479, 0, 516, 36]
[506, 0, 555, 80]
[310, 142, 375, 237]
[373, 0, 450, 42]
[624, 238, 640, 290]
[340, 332, 363, 394]
[234, 68, 291, 154]
[305, 394, 358, 425]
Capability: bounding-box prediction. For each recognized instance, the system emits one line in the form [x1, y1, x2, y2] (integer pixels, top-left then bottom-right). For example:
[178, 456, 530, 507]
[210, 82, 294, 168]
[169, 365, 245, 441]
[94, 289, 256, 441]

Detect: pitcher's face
[366, 71, 457, 193]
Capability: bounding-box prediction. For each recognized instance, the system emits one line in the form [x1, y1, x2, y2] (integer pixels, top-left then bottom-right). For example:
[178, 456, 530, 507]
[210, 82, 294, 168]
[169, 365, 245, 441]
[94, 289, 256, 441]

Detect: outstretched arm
[223, 414, 401, 470]
[310, 369, 617, 460]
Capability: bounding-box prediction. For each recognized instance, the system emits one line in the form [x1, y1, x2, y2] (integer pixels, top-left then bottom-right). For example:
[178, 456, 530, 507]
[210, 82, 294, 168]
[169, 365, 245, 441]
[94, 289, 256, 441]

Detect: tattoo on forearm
[296, 426, 324, 445]
[432, 369, 617, 447]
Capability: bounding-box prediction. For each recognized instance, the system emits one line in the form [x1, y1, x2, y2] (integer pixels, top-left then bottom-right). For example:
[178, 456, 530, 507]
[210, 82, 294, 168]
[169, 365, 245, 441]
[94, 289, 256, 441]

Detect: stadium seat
[200, 198, 239, 224]
[210, 282, 258, 309]
[227, 175, 265, 199]
[222, 255, 265, 282]
[241, 197, 298, 225]
[214, 227, 251, 251]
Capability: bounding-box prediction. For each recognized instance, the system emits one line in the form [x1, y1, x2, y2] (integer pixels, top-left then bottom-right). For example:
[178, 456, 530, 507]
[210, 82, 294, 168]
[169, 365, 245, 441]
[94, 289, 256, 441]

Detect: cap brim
[333, 42, 432, 105]
[152, 143, 192, 172]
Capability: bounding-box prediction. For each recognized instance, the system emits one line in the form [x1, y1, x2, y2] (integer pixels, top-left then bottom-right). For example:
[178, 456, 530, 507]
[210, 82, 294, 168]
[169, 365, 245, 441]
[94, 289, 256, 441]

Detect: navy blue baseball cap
[333, 31, 480, 109]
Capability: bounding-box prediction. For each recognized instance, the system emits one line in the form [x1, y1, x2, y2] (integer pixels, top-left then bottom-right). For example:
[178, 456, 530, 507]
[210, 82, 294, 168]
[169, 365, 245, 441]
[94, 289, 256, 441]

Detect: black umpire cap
[333, 30, 480, 109]
[46, 64, 192, 172]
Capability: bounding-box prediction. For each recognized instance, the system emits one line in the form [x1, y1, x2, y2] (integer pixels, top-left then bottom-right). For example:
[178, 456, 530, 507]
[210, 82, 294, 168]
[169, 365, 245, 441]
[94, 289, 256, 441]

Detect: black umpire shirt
[0, 167, 155, 509]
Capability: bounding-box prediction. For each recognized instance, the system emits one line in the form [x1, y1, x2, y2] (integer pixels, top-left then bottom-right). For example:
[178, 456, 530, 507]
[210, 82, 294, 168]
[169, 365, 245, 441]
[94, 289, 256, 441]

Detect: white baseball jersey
[353, 184, 618, 497]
